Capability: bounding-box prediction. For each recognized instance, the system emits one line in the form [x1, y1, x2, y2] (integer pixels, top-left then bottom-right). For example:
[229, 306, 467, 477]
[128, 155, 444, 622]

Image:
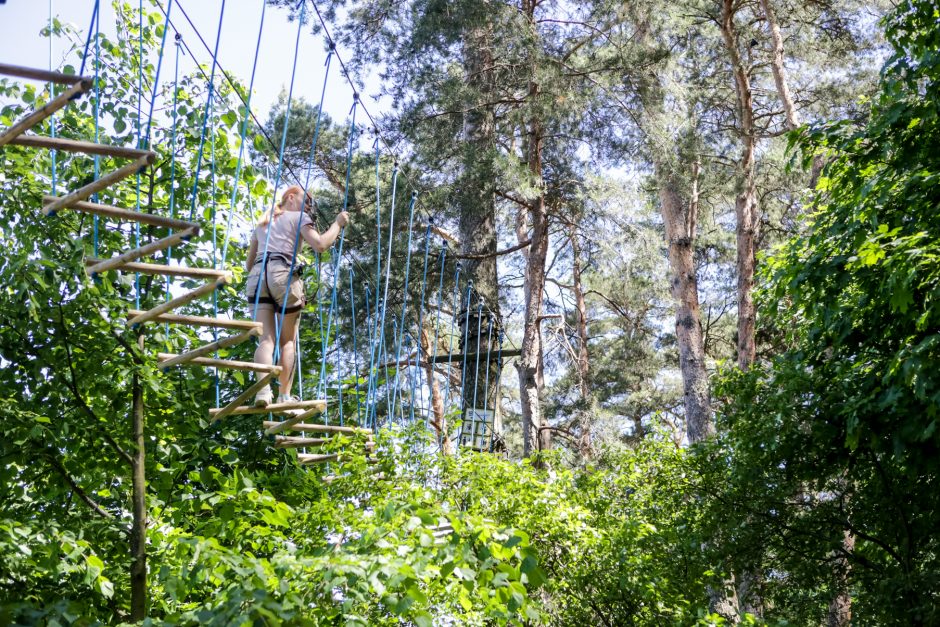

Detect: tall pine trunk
[569, 225, 593, 455]
[459, 22, 502, 439]
[130, 332, 147, 620]
[721, 0, 759, 371]
[518, 0, 550, 457]
[759, 0, 800, 130]
[658, 163, 714, 442]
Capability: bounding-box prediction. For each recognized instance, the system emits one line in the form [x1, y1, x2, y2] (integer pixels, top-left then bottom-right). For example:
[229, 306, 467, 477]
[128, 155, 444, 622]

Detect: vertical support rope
[318, 95, 357, 415]
[349, 268, 362, 423]
[133, 0, 144, 311]
[389, 192, 418, 419]
[186, 0, 227, 224]
[91, 2, 100, 257]
[427, 245, 447, 430]
[441, 263, 462, 413]
[79, 0, 100, 77]
[458, 284, 473, 435]
[48, 0, 56, 196]
[164, 35, 182, 340]
[220, 0, 266, 268]
[480, 316, 494, 448]
[411, 223, 433, 423]
[490, 331, 504, 452]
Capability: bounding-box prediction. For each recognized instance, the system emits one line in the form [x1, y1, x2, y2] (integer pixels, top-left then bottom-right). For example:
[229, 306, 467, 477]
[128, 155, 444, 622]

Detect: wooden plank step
[262, 421, 371, 435]
[298, 453, 340, 465]
[8, 134, 155, 160]
[0, 63, 88, 85]
[87, 258, 231, 281]
[129, 278, 225, 326]
[127, 310, 260, 332]
[211, 371, 278, 422]
[43, 196, 199, 231]
[86, 228, 196, 275]
[0, 79, 92, 148]
[158, 353, 281, 374]
[210, 399, 326, 417]
[159, 329, 258, 369]
[263, 405, 331, 436]
[44, 155, 153, 214]
[273, 436, 375, 450]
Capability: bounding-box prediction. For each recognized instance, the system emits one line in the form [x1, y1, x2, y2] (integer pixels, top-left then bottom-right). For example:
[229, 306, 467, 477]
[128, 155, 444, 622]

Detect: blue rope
[411, 223, 433, 421]
[48, 0, 56, 196]
[133, 0, 143, 310]
[185, 0, 227, 224]
[480, 315, 494, 444]
[251, 1, 304, 325]
[471, 303, 483, 414]
[349, 268, 362, 423]
[427, 245, 447, 431]
[221, 0, 265, 268]
[373, 164, 399, 400]
[318, 95, 357, 405]
[458, 284, 473, 422]
[91, 4, 100, 256]
[79, 0, 99, 77]
[210, 103, 220, 407]
[441, 264, 462, 412]
[163, 36, 182, 337]
[144, 0, 173, 148]
[274, 48, 334, 380]
[490, 331, 503, 451]
[363, 285, 374, 429]
[389, 192, 418, 418]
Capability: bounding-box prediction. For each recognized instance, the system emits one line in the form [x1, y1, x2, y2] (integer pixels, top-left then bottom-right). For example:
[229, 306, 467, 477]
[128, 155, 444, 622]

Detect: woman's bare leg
[253, 304, 277, 367]
[277, 311, 301, 397]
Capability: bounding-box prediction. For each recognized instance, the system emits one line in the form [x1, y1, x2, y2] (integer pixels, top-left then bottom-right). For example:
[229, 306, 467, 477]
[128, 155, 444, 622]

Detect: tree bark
[827, 529, 854, 627]
[658, 162, 714, 442]
[569, 224, 594, 456]
[518, 0, 550, 458]
[130, 332, 147, 621]
[458, 18, 502, 435]
[720, 0, 759, 371]
[759, 0, 800, 130]
[421, 326, 453, 454]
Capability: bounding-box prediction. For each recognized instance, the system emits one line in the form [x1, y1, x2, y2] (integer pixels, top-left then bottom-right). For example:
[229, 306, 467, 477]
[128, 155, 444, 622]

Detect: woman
[245, 185, 349, 407]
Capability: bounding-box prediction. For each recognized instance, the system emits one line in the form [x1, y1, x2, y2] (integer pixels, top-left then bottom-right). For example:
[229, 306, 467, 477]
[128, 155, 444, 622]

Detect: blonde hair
[258, 185, 304, 226]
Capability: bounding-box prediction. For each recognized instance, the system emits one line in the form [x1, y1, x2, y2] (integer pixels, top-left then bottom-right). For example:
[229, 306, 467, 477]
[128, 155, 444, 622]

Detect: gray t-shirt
[252, 210, 313, 257]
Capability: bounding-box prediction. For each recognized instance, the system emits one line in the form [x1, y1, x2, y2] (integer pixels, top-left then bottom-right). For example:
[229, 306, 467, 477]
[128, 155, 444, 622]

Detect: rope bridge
[0, 0, 514, 474]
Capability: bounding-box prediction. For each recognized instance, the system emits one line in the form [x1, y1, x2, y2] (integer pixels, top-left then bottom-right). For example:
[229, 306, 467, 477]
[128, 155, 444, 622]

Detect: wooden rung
[263, 405, 331, 436]
[262, 421, 371, 436]
[158, 329, 258, 369]
[129, 278, 225, 326]
[43, 156, 152, 215]
[8, 134, 155, 160]
[210, 399, 326, 417]
[87, 259, 231, 281]
[211, 371, 278, 422]
[0, 79, 92, 148]
[298, 453, 340, 465]
[0, 63, 89, 85]
[323, 471, 385, 484]
[274, 437, 375, 450]
[126, 310, 260, 332]
[157, 353, 281, 374]
[43, 196, 199, 231]
[274, 436, 332, 448]
[86, 228, 196, 275]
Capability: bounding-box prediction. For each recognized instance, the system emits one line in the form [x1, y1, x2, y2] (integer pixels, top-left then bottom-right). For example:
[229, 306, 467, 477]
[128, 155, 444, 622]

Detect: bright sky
[0, 0, 372, 129]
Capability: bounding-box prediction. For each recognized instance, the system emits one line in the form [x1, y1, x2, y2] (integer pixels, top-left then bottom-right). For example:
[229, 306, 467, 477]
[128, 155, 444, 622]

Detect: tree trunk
[458, 20, 502, 438]
[130, 332, 147, 621]
[518, 0, 550, 458]
[720, 0, 759, 371]
[569, 224, 594, 456]
[658, 163, 714, 442]
[827, 529, 854, 627]
[759, 0, 800, 130]
[421, 326, 453, 454]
